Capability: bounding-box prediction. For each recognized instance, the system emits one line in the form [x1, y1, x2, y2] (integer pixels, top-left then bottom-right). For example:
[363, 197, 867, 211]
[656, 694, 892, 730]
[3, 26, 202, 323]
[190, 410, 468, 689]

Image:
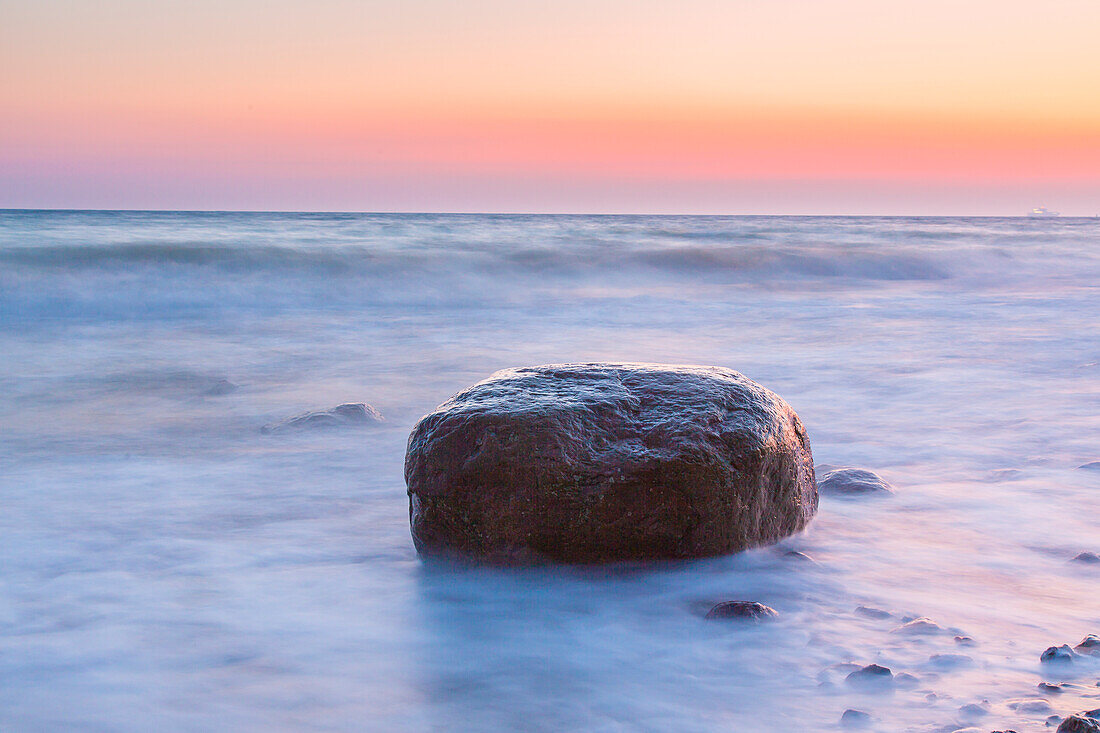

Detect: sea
[1, 211, 1098, 732]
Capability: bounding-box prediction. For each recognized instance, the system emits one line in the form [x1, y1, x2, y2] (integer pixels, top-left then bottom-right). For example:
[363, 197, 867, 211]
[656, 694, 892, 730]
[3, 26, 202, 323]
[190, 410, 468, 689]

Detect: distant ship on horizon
[1028, 207, 1060, 217]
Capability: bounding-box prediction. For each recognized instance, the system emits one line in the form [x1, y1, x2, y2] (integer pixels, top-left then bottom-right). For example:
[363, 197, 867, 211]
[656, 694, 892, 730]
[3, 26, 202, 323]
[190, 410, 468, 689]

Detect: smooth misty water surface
[1, 212, 1098, 731]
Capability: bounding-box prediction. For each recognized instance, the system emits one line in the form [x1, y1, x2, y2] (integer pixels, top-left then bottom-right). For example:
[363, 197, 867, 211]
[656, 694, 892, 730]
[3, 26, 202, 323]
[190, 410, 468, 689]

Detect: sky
[2, 0, 1100, 214]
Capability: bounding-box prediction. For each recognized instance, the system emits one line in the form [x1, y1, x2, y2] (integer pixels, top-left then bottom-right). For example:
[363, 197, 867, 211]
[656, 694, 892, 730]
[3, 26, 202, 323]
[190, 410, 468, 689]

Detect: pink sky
[3, 0, 1100, 213]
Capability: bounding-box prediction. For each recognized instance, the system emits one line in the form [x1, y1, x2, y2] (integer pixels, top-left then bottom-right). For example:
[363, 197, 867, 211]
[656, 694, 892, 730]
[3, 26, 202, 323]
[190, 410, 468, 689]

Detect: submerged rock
[1007, 698, 1054, 714]
[704, 600, 778, 622]
[840, 709, 872, 728]
[958, 701, 990, 717]
[203, 378, 238, 396]
[929, 653, 972, 669]
[846, 663, 894, 688]
[891, 617, 942, 635]
[1042, 645, 1077, 664]
[405, 363, 817, 564]
[954, 635, 976, 646]
[894, 672, 920, 688]
[1078, 462, 1100, 472]
[855, 605, 893, 620]
[262, 403, 383, 433]
[1059, 715, 1100, 733]
[817, 467, 894, 497]
[1073, 552, 1100, 564]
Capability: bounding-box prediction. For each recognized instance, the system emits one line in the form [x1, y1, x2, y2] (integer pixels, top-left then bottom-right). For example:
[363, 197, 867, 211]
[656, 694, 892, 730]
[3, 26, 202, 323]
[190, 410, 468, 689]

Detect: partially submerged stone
[817, 467, 894, 497]
[1042, 645, 1077, 664]
[840, 709, 872, 728]
[1059, 715, 1100, 733]
[855, 605, 892, 620]
[891, 617, 942, 635]
[1007, 698, 1053, 714]
[1074, 552, 1100, 564]
[958, 701, 990, 717]
[704, 600, 778, 622]
[846, 663, 893, 688]
[1076, 635, 1100, 655]
[263, 402, 383, 433]
[405, 363, 817, 564]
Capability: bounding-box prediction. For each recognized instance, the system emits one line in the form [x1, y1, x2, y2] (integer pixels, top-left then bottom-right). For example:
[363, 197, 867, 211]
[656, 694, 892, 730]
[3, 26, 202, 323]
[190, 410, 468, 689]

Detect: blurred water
[1, 211, 1098, 731]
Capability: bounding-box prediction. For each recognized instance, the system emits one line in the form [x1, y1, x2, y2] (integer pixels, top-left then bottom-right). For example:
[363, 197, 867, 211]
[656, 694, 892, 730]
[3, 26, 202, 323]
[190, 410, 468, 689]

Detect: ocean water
[1, 211, 1098, 732]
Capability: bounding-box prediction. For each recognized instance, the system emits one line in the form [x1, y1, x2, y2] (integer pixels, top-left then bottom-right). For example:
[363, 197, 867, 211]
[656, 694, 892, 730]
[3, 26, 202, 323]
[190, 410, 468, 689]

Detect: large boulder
[404, 363, 817, 564]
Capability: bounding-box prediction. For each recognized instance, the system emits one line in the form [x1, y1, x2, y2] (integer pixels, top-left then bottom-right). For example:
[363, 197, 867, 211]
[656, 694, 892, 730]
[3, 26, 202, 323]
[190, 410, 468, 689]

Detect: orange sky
[3, 0, 1100, 213]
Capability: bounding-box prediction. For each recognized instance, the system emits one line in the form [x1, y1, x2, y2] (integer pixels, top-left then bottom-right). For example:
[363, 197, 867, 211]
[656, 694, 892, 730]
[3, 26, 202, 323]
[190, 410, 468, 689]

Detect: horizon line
[2, 208, 1095, 219]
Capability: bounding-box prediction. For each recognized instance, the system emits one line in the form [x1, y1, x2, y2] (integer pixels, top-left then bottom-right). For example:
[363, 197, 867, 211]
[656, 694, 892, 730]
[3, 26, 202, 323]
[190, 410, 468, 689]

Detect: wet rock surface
[1059, 715, 1100, 733]
[1043, 645, 1079, 664]
[262, 402, 383, 433]
[703, 600, 779, 622]
[817, 467, 894, 497]
[1073, 552, 1100, 564]
[1077, 635, 1100, 655]
[405, 363, 817, 564]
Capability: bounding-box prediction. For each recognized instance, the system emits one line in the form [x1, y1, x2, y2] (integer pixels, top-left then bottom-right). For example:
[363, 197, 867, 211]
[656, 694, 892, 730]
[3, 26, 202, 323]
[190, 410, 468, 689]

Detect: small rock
[929, 653, 972, 669]
[840, 709, 872, 728]
[203, 378, 238, 396]
[783, 550, 816, 563]
[817, 467, 895, 497]
[1073, 552, 1100, 564]
[1042, 645, 1078, 664]
[958, 701, 990, 717]
[262, 402, 384, 433]
[704, 601, 778, 622]
[856, 605, 892, 620]
[1008, 698, 1054, 714]
[950, 728, 982, 733]
[1075, 635, 1100, 655]
[846, 663, 894, 688]
[895, 672, 920, 688]
[954, 635, 976, 646]
[891, 617, 942, 635]
[1039, 682, 1067, 693]
[1078, 461, 1100, 471]
[1059, 716, 1100, 733]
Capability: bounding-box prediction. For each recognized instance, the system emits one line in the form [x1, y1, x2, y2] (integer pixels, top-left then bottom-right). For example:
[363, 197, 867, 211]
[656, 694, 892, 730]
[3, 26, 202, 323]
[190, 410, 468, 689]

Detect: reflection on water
[0, 212, 1098, 731]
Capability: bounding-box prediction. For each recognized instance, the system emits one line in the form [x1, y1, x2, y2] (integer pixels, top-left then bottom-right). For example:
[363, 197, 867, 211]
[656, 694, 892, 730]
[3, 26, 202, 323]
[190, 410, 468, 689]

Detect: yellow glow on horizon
[3, 0, 1100, 210]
